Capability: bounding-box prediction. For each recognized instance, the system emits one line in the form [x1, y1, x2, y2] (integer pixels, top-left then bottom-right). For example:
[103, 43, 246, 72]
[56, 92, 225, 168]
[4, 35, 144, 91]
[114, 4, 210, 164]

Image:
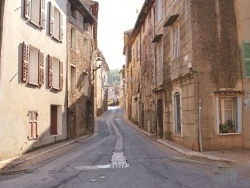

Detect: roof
[69, 0, 96, 23]
[128, 0, 155, 46]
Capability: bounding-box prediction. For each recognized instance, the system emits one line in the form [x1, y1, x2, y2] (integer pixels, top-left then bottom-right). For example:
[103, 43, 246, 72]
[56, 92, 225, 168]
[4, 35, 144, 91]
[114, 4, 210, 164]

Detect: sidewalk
[122, 113, 250, 166]
[0, 135, 91, 171]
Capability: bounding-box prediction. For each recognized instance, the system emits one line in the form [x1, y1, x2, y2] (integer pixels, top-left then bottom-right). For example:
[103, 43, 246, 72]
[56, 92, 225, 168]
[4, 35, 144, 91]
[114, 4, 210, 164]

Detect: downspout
[66, 9, 69, 140]
[152, 5, 157, 135]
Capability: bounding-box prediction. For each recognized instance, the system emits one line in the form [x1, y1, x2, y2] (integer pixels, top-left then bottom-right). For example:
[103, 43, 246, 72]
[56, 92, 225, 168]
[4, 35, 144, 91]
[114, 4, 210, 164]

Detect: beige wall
[235, 0, 250, 149]
[0, 0, 67, 160]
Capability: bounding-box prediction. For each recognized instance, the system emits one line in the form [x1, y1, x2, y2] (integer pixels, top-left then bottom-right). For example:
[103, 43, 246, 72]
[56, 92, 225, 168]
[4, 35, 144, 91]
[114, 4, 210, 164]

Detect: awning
[152, 34, 163, 43]
[163, 14, 179, 27]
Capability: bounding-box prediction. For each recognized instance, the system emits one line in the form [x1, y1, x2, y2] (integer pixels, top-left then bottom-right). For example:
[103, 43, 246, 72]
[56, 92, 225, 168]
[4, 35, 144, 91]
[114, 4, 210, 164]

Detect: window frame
[172, 26, 179, 60]
[70, 65, 77, 95]
[24, 0, 45, 29]
[173, 88, 182, 136]
[22, 42, 44, 86]
[71, 26, 76, 50]
[157, 39, 163, 71]
[49, 2, 63, 42]
[157, 0, 162, 23]
[48, 55, 63, 90]
[216, 96, 242, 135]
[28, 110, 38, 140]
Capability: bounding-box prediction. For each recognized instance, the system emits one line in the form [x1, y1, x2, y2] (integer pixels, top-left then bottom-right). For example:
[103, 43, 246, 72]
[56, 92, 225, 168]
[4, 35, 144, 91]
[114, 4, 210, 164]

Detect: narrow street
[0, 107, 250, 188]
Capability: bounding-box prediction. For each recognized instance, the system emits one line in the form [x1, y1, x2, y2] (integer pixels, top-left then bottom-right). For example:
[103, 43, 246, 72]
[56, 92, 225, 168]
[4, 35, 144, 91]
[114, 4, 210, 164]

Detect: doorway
[157, 99, 163, 139]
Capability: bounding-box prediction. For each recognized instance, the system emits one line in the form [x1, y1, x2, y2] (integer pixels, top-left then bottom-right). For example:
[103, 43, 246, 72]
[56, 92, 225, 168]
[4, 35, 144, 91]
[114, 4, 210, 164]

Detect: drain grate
[0, 169, 29, 176]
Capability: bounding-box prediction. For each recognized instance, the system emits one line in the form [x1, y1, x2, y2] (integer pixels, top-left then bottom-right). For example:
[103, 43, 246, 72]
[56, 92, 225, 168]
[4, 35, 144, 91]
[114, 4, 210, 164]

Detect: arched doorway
[157, 99, 163, 139]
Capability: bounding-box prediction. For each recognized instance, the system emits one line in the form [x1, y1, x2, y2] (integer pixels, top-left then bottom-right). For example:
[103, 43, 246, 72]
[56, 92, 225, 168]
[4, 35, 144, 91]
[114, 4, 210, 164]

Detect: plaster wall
[0, 0, 67, 160]
[234, 0, 250, 149]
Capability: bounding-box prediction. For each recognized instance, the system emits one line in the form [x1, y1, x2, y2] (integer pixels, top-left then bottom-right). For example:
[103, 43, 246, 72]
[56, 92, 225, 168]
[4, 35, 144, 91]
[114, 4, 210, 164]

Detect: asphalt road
[0, 107, 249, 188]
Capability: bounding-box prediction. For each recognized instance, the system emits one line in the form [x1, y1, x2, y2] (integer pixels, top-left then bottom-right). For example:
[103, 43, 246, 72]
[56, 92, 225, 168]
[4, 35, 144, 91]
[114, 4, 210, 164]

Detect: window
[28, 111, 38, 140]
[83, 37, 88, 58]
[157, 39, 163, 71]
[173, 26, 179, 60]
[71, 66, 76, 95]
[71, 27, 76, 50]
[48, 55, 63, 90]
[49, 2, 63, 41]
[50, 105, 62, 135]
[71, 5, 77, 19]
[174, 92, 181, 134]
[24, 0, 45, 28]
[242, 41, 250, 78]
[218, 97, 241, 134]
[22, 42, 44, 86]
[157, 0, 162, 23]
[136, 40, 140, 61]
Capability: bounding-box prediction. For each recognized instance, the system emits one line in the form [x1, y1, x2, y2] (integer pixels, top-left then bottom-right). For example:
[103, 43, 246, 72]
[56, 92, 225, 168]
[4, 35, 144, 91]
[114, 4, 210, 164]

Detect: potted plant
[219, 119, 234, 133]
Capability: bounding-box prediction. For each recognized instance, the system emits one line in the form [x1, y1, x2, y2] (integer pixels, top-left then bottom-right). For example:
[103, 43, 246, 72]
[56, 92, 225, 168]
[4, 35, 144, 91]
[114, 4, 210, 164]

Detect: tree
[108, 69, 120, 85]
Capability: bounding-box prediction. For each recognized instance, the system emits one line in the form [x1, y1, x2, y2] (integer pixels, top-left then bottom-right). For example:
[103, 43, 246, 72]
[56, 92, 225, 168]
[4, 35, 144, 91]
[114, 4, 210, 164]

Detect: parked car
[108, 99, 115, 106]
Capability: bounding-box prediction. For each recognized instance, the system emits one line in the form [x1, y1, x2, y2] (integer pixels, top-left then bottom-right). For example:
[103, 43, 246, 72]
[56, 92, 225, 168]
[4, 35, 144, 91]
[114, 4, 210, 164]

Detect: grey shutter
[40, 0, 45, 28]
[59, 12, 63, 41]
[48, 55, 53, 87]
[49, 2, 54, 35]
[24, 0, 31, 19]
[243, 41, 250, 78]
[59, 61, 63, 90]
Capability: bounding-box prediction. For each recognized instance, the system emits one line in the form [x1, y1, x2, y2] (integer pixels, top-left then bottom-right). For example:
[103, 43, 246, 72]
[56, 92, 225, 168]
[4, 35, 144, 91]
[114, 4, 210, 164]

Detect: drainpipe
[191, 69, 202, 152]
[152, 5, 157, 135]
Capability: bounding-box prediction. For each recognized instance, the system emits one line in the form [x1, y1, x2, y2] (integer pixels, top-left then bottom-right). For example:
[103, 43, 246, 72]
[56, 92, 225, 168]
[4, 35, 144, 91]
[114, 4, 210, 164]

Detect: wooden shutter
[24, 0, 31, 19]
[48, 55, 53, 87]
[243, 41, 250, 78]
[38, 51, 44, 86]
[59, 61, 63, 90]
[49, 2, 54, 35]
[22, 42, 29, 82]
[59, 12, 63, 41]
[40, 0, 45, 28]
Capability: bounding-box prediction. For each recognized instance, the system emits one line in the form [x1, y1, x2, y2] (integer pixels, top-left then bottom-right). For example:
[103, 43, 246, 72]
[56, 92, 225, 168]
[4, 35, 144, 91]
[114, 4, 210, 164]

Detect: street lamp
[93, 56, 103, 72]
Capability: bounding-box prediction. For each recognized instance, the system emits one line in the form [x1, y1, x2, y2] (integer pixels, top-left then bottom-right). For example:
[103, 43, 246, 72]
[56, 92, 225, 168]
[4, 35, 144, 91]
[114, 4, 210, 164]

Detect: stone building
[119, 65, 125, 109]
[124, 0, 249, 151]
[94, 50, 109, 117]
[0, 0, 68, 160]
[67, 0, 97, 138]
[235, 0, 250, 149]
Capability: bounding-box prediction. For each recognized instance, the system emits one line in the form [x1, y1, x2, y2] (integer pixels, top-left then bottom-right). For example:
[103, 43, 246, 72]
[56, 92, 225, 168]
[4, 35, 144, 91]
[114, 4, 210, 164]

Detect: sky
[95, 0, 145, 70]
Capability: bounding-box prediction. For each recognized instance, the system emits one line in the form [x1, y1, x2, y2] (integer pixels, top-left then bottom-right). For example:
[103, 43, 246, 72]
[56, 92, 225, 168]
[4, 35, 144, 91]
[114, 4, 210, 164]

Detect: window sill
[28, 82, 39, 87]
[174, 133, 183, 138]
[218, 132, 242, 136]
[30, 20, 41, 29]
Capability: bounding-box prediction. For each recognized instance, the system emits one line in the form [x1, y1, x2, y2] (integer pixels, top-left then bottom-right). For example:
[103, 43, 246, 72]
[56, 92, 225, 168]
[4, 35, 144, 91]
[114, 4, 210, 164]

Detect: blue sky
[95, 0, 144, 70]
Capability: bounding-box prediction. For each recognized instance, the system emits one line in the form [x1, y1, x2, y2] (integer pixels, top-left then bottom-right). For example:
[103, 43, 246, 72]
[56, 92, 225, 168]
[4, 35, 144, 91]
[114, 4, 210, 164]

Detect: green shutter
[243, 41, 250, 78]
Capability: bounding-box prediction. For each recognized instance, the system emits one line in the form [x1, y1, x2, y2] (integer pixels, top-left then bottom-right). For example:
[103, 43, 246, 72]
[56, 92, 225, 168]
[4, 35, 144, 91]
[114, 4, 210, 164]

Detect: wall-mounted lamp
[93, 56, 103, 72]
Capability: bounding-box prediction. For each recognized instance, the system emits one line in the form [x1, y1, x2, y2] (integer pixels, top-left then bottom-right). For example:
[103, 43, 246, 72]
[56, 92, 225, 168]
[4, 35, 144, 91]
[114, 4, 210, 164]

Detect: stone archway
[157, 99, 163, 139]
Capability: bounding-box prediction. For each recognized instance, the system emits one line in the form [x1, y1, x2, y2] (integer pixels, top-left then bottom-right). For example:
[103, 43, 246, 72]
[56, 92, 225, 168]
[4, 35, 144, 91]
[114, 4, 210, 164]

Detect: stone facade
[67, 0, 96, 138]
[124, 0, 248, 151]
[235, 0, 250, 149]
